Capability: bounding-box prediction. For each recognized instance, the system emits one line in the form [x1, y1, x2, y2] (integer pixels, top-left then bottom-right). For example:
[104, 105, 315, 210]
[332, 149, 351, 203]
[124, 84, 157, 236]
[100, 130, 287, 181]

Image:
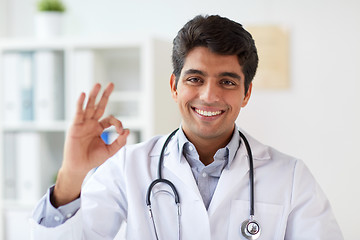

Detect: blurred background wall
[1, 0, 359, 239]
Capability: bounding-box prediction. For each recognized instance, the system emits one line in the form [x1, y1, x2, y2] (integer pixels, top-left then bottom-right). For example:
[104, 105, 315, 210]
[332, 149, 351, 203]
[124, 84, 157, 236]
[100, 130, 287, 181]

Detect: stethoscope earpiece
[241, 217, 261, 240]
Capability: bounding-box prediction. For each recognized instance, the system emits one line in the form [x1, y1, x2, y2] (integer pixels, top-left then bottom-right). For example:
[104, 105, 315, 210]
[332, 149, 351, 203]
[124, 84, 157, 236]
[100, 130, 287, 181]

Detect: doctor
[31, 15, 343, 239]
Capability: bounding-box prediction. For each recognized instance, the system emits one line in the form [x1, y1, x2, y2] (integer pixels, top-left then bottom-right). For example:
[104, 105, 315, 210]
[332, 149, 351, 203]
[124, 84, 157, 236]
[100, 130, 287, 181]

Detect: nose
[199, 81, 220, 103]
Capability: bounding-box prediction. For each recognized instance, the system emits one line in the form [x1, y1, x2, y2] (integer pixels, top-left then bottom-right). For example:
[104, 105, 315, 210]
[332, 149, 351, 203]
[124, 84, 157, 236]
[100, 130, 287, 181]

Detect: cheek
[177, 87, 195, 105]
[226, 95, 244, 112]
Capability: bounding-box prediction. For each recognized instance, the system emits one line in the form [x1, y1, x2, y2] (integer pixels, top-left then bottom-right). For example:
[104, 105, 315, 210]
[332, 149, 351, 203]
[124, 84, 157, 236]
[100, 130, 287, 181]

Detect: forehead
[181, 47, 244, 76]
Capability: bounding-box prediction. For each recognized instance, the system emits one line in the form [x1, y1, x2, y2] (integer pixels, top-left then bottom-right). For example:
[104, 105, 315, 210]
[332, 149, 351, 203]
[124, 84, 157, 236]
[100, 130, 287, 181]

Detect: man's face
[170, 46, 252, 143]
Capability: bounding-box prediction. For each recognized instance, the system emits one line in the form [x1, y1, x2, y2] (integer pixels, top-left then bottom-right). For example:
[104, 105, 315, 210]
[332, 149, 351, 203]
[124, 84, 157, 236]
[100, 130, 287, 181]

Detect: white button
[54, 216, 60, 221]
[66, 213, 72, 218]
[202, 172, 207, 178]
[188, 145, 194, 151]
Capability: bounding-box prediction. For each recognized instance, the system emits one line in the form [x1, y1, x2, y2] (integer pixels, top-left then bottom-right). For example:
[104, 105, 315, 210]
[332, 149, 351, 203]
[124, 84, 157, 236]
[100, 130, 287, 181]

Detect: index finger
[73, 92, 86, 124]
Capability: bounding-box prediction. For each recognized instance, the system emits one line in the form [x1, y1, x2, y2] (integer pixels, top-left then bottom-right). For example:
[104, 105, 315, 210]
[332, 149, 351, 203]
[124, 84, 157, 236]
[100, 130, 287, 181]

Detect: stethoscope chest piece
[241, 217, 261, 240]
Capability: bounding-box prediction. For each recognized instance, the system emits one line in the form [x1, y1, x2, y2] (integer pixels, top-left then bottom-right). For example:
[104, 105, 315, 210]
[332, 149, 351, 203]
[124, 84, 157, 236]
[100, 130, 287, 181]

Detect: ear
[241, 82, 252, 107]
[170, 74, 178, 102]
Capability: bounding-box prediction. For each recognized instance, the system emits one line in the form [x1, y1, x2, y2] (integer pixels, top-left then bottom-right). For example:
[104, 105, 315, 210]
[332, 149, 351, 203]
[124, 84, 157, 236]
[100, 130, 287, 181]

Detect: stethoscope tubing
[238, 130, 255, 216]
[146, 128, 259, 239]
[146, 178, 180, 206]
[158, 128, 179, 180]
[146, 128, 180, 209]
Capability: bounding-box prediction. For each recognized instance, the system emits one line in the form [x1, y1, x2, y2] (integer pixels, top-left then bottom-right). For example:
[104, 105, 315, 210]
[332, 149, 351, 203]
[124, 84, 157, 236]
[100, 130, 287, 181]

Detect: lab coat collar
[177, 126, 240, 168]
[236, 127, 271, 161]
[148, 128, 272, 212]
[149, 128, 271, 162]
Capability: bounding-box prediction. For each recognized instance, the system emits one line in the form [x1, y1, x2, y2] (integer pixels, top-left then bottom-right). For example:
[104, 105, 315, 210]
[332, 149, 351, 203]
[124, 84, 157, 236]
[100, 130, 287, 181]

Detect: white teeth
[195, 108, 222, 117]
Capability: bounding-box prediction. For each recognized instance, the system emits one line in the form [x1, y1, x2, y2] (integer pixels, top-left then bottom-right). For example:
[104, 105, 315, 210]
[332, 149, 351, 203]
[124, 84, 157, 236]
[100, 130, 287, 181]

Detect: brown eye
[220, 79, 237, 88]
[223, 80, 235, 85]
[187, 77, 202, 84]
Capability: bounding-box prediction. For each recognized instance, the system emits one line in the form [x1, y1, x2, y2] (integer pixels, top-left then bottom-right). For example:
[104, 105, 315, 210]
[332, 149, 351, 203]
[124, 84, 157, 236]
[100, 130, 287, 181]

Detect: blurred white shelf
[0, 37, 181, 240]
[0, 37, 148, 51]
[111, 91, 141, 102]
[3, 199, 38, 210]
[2, 121, 68, 132]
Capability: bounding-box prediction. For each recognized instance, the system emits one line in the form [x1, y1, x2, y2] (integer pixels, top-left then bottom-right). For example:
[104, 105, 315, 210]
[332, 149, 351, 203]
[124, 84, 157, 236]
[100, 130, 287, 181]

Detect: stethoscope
[146, 128, 261, 240]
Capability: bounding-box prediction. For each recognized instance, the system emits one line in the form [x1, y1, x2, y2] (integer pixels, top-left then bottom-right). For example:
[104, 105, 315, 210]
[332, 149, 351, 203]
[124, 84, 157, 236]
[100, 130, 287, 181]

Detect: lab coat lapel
[151, 134, 202, 201]
[207, 144, 249, 216]
[207, 130, 271, 216]
[164, 152, 203, 200]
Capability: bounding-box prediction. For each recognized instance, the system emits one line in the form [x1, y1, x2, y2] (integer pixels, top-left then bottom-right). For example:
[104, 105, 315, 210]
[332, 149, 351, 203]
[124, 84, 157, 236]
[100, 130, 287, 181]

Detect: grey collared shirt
[178, 126, 240, 209]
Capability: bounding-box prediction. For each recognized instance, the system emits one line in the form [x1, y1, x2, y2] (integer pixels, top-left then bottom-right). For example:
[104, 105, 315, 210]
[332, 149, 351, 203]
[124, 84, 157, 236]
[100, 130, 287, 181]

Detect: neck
[183, 127, 234, 166]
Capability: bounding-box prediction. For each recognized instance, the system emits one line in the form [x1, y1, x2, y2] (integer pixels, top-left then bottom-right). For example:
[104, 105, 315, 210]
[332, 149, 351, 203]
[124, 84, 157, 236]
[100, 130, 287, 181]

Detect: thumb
[107, 129, 130, 155]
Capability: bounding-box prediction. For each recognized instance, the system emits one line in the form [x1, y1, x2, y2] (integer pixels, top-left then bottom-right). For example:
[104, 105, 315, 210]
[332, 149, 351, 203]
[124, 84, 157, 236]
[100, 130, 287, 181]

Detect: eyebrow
[184, 69, 242, 81]
[219, 72, 242, 81]
[184, 69, 207, 76]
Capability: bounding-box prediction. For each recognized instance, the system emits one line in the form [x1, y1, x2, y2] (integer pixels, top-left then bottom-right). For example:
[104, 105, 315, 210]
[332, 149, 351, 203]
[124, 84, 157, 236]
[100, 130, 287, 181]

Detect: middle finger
[84, 83, 101, 119]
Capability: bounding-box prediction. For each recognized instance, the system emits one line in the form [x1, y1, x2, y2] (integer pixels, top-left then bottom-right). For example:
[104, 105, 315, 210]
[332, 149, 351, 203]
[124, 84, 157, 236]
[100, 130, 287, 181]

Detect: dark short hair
[172, 15, 258, 94]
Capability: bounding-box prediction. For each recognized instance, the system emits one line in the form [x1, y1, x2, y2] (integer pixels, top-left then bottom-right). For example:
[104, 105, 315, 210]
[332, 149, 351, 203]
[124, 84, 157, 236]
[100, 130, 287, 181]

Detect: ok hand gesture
[52, 83, 129, 207]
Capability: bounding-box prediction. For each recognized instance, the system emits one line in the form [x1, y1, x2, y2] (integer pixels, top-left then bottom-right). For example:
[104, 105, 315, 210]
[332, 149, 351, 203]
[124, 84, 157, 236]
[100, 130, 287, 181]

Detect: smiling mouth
[193, 107, 224, 117]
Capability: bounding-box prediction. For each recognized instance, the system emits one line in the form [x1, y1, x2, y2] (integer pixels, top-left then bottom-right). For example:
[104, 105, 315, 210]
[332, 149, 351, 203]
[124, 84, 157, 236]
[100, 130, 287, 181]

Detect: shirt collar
[177, 125, 240, 168]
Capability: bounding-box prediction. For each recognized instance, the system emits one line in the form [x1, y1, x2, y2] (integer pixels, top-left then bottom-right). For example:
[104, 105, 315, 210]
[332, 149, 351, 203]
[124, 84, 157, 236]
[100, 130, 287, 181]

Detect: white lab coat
[30, 130, 343, 239]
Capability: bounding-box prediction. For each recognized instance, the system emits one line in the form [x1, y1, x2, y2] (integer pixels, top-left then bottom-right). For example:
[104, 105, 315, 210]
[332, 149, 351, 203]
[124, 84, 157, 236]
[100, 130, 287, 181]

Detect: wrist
[51, 168, 85, 207]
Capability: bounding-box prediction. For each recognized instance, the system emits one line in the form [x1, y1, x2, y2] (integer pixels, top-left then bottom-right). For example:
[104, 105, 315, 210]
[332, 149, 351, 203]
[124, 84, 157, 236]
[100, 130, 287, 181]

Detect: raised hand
[51, 83, 130, 207]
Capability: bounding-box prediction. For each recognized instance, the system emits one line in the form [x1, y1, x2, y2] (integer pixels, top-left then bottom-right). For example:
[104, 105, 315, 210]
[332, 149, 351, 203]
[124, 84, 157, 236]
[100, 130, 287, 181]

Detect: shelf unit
[0, 37, 181, 240]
